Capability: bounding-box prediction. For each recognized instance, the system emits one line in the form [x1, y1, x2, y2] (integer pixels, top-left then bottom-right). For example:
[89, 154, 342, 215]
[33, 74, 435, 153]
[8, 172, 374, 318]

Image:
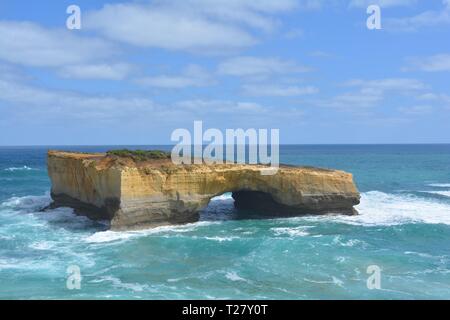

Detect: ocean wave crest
[3, 166, 38, 172]
[86, 221, 219, 243]
[420, 190, 450, 198]
[428, 183, 450, 188]
[341, 191, 450, 226]
[90, 276, 152, 293]
[1, 193, 51, 211]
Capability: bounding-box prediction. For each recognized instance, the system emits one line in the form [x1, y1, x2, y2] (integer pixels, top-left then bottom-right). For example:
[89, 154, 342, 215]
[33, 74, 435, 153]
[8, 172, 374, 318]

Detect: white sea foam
[428, 183, 450, 188]
[339, 191, 450, 226]
[271, 226, 312, 237]
[86, 221, 219, 243]
[303, 276, 344, 287]
[204, 236, 238, 242]
[404, 251, 443, 259]
[3, 166, 37, 172]
[1, 194, 50, 211]
[225, 271, 247, 282]
[0, 257, 57, 272]
[210, 193, 233, 201]
[0, 194, 102, 235]
[91, 276, 151, 292]
[194, 190, 450, 228]
[420, 190, 450, 198]
[86, 190, 450, 244]
[333, 236, 365, 247]
[85, 230, 135, 243]
[29, 241, 55, 250]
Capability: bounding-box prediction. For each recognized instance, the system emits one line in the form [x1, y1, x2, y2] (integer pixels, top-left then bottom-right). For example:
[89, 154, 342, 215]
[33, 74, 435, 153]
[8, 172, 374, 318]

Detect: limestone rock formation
[46, 151, 360, 230]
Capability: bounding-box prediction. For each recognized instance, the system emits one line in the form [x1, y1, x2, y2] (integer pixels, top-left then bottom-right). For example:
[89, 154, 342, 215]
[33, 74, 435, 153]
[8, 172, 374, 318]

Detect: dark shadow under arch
[199, 190, 305, 222]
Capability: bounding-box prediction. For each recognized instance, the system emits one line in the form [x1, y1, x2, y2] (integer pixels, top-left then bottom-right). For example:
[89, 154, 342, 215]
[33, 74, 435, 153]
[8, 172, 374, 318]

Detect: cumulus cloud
[218, 56, 311, 78]
[0, 71, 156, 121]
[84, 0, 299, 53]
[58, 63, 135, 80]
[0, 21, 115, 67]
[242, 83, 319, 96]
[135, 65, 214, 89]
[386, 0, 450, 31]
[417, 92, 450, 109]
[172, 98, 303, 126]
[398, 105, 433, 115]
[344, 78, 426, 92]
[405, 54, 450, 72]
[175, 99, 268, 114]
[0, 70, 278, 123]
[349, 0, 417, 7]
[319, 78, 426, 110]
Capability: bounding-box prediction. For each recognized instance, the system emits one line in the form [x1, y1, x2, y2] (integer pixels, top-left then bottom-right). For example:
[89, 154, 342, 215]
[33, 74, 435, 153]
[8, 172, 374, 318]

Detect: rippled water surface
[0, 145, 449, 299]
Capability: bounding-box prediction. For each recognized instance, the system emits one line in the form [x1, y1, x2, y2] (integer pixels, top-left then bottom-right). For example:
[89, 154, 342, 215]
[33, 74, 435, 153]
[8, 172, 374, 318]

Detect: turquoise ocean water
[0, 145, 449, 299]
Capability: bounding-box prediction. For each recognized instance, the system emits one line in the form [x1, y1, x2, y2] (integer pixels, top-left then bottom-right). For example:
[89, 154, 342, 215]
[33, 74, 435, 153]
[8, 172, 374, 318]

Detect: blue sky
[0, 0, 449, 145]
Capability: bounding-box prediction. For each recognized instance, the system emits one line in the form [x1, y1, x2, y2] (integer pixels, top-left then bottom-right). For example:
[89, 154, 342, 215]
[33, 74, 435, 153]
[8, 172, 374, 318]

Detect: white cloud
[84, 0, 299, 53]
[417, 92, 450, 108]
[349, 0, 417, 8]
[135, 65, 214, 89]
[344, 78, 426, 92]
[58, 63, 135, 80]
[218, 56, 311, 77]
[405, 54, 450, 72]
[172, 98, 304, 126]
[319, 78, 426, 110]
[242, 83, 319, 96]
[0, 21, 115, 67]
[398, 105, 433, 115]
[386, 0, 450, 31]
[175, 99, 268, 114]
[0, 71, 276, 123]
[320, 91, 384, 109]
[0, 73, 156, 121]
[177, 0, 299, 31]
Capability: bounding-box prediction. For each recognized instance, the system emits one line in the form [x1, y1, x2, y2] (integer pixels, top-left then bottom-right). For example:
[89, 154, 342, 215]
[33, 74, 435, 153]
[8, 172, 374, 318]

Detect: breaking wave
[336, 191, 450, 226]
[420, 190, 450, 198]
[85, 221, 219, 243]
[3, 189, 450, 248]
[428, 183, 450, 188]
[0, 193, 51, 211]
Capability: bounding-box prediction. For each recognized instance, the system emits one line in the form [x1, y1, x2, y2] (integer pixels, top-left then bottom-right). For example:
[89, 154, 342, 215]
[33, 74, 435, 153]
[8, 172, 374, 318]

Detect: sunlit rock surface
[47, 151, 360, 230]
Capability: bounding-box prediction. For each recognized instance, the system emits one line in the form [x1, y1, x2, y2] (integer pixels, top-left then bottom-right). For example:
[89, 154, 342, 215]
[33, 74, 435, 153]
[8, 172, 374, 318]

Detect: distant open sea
[0, 145, 449, 299]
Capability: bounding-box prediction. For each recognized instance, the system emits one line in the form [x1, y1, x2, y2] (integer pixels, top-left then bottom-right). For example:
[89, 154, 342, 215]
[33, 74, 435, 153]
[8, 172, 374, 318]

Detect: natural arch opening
[232, 191, 286, 212]
[200, 190, 295, 222]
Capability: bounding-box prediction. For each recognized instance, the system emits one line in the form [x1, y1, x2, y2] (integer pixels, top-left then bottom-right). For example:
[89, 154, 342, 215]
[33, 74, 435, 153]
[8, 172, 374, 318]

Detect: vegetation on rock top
[106, 149, 171, 161]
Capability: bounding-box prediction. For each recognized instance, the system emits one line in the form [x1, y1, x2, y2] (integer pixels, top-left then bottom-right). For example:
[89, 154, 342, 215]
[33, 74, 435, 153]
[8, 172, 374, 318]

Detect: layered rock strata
[47, 151, 360, 230]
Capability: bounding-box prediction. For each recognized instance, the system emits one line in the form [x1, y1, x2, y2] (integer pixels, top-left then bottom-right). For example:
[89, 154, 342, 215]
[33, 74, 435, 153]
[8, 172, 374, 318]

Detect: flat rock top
[47, 150, 343, 175]
[48, 150, 103, 159]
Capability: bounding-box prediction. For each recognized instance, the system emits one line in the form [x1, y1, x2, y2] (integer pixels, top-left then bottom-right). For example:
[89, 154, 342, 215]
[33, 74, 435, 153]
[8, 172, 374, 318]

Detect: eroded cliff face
[47, 151, 122, 220]
[47, 151, 360, 230]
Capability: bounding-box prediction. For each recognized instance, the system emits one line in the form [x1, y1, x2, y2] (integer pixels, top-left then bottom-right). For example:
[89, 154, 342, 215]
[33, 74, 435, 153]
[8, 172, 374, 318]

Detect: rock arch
[47, 151, 360, 230]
